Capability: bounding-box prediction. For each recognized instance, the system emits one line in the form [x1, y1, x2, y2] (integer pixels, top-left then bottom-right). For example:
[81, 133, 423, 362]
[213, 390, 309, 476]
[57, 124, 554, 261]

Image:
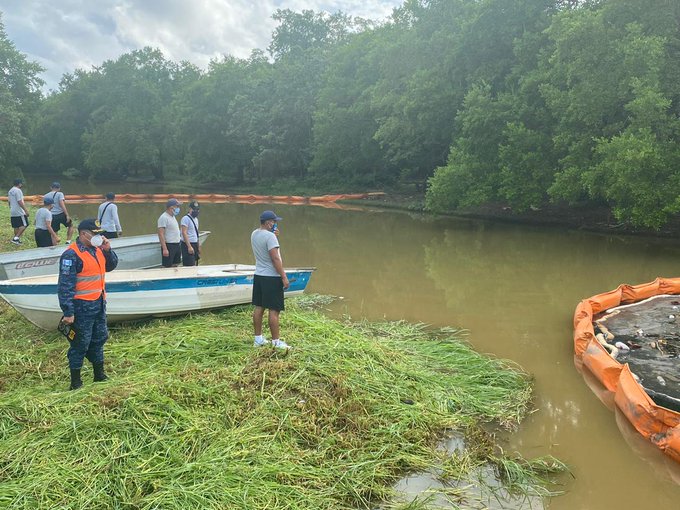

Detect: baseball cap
[51, 181, 61, 189]
[43, 197, 55, 205]
[260, 210, 282, 222]
[77, 218, 103, 233]
[13, 178, 23, 186]
[166, 198, 181, 208]
[189, 200, 200, 210]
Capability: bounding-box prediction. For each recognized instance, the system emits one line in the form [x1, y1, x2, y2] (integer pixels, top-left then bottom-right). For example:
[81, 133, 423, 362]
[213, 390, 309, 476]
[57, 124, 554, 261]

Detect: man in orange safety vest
[58, 218, 118, 390]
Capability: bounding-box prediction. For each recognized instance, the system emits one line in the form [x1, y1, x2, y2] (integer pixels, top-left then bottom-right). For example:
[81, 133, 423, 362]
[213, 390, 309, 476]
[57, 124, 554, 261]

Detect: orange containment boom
[1, 192, 385, 209]
[573, 277, 680, 463]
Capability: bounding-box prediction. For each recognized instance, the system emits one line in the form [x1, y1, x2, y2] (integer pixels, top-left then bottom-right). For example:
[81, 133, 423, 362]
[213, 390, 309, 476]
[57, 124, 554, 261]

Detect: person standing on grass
[157, 198, 182, 267]
[251, 210, 290, 350]
[44, 182, 74, 245]
[58, 219, 118, 390]
[8, 178, 29, 245]
[98, 192, 122, 239]
[34, 196, 60, 247]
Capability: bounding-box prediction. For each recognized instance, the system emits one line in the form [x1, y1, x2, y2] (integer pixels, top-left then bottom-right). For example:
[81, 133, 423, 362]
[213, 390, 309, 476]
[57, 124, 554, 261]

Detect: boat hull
[0, 232, 210, 279]
[0, 264, 313, 330]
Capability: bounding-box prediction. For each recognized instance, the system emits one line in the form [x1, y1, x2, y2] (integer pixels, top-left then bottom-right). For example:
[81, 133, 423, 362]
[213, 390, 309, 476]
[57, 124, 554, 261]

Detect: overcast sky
[1, 0, 403, 92]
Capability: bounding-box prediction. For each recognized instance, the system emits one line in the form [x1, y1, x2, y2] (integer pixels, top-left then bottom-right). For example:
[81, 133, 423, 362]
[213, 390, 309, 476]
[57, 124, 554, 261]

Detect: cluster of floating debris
[594, 295, 680, 412]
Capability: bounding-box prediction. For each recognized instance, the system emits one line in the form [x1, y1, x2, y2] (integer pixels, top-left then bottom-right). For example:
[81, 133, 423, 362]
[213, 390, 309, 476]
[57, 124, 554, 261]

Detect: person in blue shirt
[58, 218, 118, 390]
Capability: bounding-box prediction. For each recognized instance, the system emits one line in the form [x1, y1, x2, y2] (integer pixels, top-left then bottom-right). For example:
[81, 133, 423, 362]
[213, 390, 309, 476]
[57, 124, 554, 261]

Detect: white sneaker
[253, 337, 270, 347]
[272, 339, 291, 350]
[10, 238, 20, 245]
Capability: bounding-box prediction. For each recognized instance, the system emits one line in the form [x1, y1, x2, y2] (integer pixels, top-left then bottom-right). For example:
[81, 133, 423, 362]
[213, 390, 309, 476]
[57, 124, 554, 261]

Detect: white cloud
[1, 0, 402, 91]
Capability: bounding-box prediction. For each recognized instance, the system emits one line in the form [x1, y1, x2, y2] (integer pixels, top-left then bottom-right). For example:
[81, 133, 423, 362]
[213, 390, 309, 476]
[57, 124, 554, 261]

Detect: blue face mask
[173, 207, 180, 215]
[271, 222, 278, 233]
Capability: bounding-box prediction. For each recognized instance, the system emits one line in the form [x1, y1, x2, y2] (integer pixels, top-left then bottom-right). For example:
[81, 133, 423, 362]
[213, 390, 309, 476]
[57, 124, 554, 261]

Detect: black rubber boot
[69, 369, 82, 390]
[93, 362, 108, 382]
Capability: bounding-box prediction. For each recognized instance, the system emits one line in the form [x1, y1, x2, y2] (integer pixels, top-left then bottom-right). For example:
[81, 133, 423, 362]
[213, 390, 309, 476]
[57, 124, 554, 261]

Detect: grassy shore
[0, 299, 566, 509]
[0, 206, 565, 508]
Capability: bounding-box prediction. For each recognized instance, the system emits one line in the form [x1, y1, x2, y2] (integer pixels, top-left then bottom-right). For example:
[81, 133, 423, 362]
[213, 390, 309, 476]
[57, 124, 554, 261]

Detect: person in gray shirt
[251, 210, 290, 350]
[8, 178, 29, 244]
[34, 196, 60, 247]
[44, 182, 74, 244]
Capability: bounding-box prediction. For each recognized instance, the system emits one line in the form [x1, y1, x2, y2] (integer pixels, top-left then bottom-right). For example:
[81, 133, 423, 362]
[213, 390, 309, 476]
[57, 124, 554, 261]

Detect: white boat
[0, 231, 211, 280]
[0, 264, 314, 330]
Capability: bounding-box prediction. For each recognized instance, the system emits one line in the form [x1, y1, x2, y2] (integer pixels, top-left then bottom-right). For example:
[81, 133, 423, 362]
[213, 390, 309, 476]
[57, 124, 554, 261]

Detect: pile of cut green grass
[0, 294, 556, 509]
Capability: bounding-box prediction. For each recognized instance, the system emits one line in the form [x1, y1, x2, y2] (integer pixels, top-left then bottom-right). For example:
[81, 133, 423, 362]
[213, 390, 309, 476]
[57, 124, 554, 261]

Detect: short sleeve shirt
[251, 228, 281, 277]
[8, 186, 24, 217]
[157, 212, 180, 243]
[35, 207, 52, 230]
[44, 191, 65, 214]
[180, 215, 199, 243]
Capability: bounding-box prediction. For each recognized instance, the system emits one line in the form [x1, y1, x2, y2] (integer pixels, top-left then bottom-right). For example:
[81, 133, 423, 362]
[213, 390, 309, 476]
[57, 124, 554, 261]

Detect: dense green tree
[174, 56, 260, 184]
[83, 48, 182, 179]
[268, 9, 353, 60]
[30, 70, 101, 176]
[309, 28, 390, 187]
[0, 14, 44, 183]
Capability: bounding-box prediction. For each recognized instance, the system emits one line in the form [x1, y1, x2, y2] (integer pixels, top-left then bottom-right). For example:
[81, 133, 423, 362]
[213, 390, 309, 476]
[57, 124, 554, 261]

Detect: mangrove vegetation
[3, 0, 680, 229]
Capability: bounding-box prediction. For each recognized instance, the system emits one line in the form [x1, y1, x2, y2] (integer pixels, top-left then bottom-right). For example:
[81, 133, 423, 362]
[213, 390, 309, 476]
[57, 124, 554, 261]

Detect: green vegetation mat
[0, 293, 561, 509]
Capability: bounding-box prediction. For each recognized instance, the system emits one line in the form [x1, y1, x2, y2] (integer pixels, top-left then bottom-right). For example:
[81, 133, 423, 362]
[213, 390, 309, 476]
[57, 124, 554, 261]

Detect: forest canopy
[2, 0, 680, 229]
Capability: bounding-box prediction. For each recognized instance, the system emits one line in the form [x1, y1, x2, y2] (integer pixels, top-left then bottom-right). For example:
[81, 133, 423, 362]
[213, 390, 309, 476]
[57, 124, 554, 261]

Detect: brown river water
[51, 188, 680, 509]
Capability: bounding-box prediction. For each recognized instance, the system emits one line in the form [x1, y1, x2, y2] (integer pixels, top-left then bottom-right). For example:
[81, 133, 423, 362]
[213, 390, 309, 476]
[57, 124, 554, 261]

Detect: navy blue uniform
[58, 240, 118, 369]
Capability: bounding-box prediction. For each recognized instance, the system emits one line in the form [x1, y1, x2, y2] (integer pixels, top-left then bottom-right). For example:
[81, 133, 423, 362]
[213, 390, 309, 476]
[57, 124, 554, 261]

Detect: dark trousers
[181, 242, 200, 266]
[66, 298, 109, 369]
[161, 243, 181, 267]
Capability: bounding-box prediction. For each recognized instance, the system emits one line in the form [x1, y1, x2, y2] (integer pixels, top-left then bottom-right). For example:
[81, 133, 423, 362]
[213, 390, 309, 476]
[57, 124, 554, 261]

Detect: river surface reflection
[61, 197, 680, 509]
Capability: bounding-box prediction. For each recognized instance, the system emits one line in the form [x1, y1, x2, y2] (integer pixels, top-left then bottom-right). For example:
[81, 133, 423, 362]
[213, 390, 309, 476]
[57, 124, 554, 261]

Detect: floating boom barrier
[0, 192, 385, 209]
[574, 278, 680, 463]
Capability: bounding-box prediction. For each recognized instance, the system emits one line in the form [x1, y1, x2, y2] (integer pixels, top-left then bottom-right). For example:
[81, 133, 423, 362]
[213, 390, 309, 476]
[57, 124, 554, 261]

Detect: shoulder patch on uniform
[62, 259, 73, 267]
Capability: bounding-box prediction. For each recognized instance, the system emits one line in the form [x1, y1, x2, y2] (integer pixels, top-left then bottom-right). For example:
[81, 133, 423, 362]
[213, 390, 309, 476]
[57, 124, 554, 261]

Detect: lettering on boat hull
[15, 258, 59, 269]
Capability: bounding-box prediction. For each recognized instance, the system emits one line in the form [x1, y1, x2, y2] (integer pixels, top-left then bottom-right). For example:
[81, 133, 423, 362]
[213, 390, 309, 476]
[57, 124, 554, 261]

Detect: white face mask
[90, 234, 104, 247]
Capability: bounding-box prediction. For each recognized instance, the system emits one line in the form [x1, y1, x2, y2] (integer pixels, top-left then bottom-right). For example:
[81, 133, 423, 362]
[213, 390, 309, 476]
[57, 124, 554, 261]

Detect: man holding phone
[58, 219, 118, 390]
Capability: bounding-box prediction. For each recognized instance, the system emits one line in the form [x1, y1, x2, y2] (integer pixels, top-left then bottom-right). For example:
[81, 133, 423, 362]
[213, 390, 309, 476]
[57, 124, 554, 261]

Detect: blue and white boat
[0, 264, 314, 330]
[0, 231, 211, 280]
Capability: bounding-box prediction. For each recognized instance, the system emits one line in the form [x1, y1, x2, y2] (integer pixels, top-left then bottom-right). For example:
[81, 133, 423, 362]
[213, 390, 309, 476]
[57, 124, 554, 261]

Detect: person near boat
[181, 200, 201, 266]
[157, 198, 182, 267]
[44, 182, 74, 244]
[58, 218, 118, 390]
[251, 210, 290, 350]
[8, 178, 29, 245]
[98, 192, 122, 239]
[34, 196, 60, 247]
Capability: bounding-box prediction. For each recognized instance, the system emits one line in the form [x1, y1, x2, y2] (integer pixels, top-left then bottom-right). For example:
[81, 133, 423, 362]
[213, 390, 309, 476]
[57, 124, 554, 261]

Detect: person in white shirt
[180, 200, 201, 266]
[34, 196, 60, 247]
[44, 182, 74, 244]
[8, 178, 29, 244]
[98, 192, 122, 238]
[157, 198, 182, 267]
